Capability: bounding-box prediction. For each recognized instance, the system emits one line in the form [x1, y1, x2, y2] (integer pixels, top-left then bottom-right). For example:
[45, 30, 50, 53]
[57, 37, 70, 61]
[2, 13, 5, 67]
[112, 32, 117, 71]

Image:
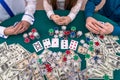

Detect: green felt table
[0, 10, 120, 80]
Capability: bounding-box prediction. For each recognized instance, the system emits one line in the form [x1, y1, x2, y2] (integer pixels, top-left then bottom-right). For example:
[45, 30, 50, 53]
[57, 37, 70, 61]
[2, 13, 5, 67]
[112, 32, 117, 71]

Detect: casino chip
[24, 38, 30, 43]
[62, 26, 67, 31]
[31, 28, 37, 33]
[23, 33, 28, 38]
[80, 40, 85, 44]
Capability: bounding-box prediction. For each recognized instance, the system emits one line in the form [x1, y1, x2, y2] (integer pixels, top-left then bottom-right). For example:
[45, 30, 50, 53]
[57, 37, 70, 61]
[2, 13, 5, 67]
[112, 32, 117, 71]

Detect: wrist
[4, 29, 8, 36]
[50, 14, 55, 20]
[67, 16, 71, 21]
[0, 26, 8, 38]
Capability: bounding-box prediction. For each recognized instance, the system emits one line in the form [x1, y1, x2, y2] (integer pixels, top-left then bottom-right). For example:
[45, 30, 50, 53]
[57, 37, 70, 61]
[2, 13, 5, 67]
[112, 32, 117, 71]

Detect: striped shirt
[0, 0, 36, 38]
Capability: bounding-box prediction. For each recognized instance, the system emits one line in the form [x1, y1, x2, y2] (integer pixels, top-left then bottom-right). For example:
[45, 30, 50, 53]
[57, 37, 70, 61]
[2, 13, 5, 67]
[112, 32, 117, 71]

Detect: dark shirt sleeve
[85, 0, 102, 18]
[111, 25, 120, 36]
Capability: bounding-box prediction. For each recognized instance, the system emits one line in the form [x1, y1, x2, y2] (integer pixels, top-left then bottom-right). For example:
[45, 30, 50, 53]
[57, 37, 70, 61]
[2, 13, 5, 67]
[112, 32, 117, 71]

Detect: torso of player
[0, 0, 26, 21]
[99, 0, 120, 23]
[57, 0, 65, 10]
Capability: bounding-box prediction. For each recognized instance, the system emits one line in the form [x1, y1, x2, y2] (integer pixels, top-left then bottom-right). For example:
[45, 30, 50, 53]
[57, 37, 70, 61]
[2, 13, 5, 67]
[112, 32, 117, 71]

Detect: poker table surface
[0, 10, 120, 80]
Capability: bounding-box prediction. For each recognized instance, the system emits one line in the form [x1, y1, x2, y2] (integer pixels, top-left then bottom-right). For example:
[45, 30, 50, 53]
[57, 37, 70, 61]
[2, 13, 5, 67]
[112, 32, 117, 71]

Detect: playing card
[61, 40, 68, 49]
[69, 40, 78, 51]
[51, 38, 59, 48]
[33, 41, 43, 52]
[42, 38, 51, 49]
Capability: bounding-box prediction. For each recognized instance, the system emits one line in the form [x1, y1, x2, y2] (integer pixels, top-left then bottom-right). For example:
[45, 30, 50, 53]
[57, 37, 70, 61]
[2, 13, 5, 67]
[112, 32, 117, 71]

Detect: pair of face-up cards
[61, 40, 78, 50]
[33, 38, 51, 52]
[33, 38, 60, 52]
[32, 39, 50, 52]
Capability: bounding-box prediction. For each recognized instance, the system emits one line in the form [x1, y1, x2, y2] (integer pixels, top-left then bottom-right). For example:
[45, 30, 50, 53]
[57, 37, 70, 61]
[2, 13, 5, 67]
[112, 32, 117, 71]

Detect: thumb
[7, 26, 14, 29]
[104, 22, 110, 26]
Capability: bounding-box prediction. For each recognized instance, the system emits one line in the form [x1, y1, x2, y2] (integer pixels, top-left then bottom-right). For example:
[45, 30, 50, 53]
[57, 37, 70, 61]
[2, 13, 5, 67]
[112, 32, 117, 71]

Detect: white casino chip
[83, 43, 89, 48]
[80, 40, 85, 44]
[77, 31, 82, 36]
[55, 30, 59, 34]
[59, 31, 64, 34]
[54, 35, 58, 38]
[23, 33, 28, 38]
[62, 26, 67, 31]
[59, 34, 64, 38]
[28, 32, 32, 36]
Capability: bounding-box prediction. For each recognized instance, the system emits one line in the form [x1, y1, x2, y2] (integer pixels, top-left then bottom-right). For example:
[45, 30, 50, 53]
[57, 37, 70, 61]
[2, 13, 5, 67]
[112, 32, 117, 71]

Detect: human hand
[13, 21, 30, 34]
[4, 26, 18, 36]
[86, 17, 100, 34]
[50, 14, 62, 25]
[97, 22, 114, 35]
[61, 16, 71, 25]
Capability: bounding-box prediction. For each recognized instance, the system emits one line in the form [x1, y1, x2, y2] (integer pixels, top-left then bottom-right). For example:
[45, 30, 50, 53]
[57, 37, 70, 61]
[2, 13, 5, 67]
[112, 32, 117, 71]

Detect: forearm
[85, 0, 101, 18]
[22, 0, 36, 25]
[68, 0, 83, 21]
[43, 0, 55, 19]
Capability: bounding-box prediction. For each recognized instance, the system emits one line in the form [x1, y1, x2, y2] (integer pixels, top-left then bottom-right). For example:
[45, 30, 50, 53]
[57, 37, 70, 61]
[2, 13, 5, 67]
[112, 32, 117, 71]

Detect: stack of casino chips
[54, 27, 59, 38]
[49, 28, 54, 36]
[23, 28, 40, 43]
[70, 26, 76, 38]
[23, 33, 30, 43]
[88, 41, 94, 52]
[48, 26, 83, 39]
[32, 28, 40, 39]
[70, 26, 83, 38]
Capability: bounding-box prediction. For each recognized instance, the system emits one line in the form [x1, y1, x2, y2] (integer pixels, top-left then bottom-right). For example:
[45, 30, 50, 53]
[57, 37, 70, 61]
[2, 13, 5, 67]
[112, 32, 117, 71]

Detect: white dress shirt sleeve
[43, 0, 55, 19]
[0, 26, 8, 39]
[22, 0, 36, 25]
[68, 0, 83, 21]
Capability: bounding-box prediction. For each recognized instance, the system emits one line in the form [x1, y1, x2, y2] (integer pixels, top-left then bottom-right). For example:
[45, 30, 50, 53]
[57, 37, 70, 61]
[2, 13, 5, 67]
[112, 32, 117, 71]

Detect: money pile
[78, 32, 120, 79]
[0, 42, 82, 80]
[38, 50, 82, 80]
[0, 42, 43, 80]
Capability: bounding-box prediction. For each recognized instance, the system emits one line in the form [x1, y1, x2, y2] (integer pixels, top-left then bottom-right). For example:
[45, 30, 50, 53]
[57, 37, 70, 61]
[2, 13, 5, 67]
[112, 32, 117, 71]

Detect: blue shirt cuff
[111, 25, 120, 36]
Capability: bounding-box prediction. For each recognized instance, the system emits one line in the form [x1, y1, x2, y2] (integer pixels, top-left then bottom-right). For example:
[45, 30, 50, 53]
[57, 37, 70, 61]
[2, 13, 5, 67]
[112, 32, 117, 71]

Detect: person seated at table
[85, 0, 120, 36]
[0, 0, 36, 38]
[43, 0, 83, 26]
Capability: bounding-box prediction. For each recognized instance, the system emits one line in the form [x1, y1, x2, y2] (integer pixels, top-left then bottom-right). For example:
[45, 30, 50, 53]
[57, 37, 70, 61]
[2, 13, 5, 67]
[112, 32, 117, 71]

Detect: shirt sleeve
[111, 25, 120, 36]
[22, 0, 36, 25]
[0, 26, 8, 39]
[85, 0, 101, 18]
[68, 0, 83, 21]
[43, 0, 55, 19]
